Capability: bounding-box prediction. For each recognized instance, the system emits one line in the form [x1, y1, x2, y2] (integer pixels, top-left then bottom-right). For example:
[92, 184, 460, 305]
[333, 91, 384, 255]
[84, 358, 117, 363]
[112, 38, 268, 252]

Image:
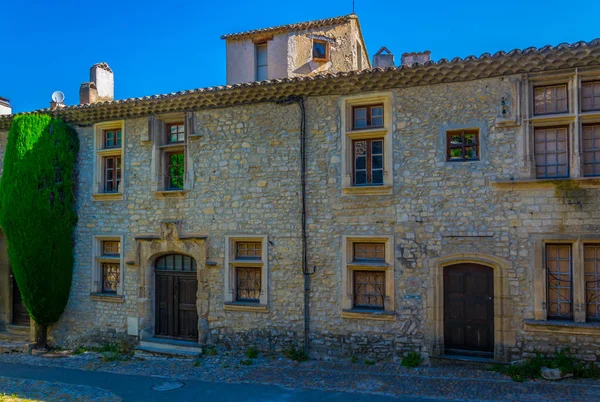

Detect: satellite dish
[51, 91, 65, 104]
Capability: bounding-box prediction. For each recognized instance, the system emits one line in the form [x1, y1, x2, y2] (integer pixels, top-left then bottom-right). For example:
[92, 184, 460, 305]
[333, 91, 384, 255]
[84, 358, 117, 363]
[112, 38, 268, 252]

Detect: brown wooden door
[155, 271, 198, 340]
[444, 264, 493, 356]
[11, 272, 29, 326]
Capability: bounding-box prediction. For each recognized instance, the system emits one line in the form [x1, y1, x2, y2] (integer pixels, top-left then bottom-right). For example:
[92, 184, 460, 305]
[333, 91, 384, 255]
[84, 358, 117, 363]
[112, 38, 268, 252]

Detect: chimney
[401, 51, 431, 67]
[373, 47, 395, 68]
[79, 62, 113, 104]
[79, 82, 98, 105]
[0, 97, 11, 115]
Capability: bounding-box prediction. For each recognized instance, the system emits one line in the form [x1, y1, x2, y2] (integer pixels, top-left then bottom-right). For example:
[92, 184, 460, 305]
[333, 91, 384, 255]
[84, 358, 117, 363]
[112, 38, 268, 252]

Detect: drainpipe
[276, 96, 316, 356]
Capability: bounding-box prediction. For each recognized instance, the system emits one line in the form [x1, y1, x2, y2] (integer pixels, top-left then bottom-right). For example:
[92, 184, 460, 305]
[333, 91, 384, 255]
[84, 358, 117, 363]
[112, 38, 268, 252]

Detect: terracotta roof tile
[220, 14, 357, 40]
[2, 38, 600, 130]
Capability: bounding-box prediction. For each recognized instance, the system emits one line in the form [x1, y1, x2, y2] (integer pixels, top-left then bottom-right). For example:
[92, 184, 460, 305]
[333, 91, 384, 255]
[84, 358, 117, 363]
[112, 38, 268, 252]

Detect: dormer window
[256, 43, 268, 81]
[312, 40, 329, 62]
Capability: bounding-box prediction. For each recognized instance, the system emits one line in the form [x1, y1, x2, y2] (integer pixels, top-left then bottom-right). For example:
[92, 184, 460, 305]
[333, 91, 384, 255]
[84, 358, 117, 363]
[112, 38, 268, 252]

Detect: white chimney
[0, 97, 11, 115]
[90, 62, 114, 102]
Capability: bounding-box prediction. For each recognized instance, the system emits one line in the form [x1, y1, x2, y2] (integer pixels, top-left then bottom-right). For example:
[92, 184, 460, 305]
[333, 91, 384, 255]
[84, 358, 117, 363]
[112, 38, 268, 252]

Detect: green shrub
[401, 352, 423, 368]
[284, 346, 308, 362]
[246, 346, 259, 359]
[0, 115, 79, 348]
[350, 355, 358, 364]
[364, 359, 376, 366]
[207, 347, 218, 356]
[240, 359, 253, 366]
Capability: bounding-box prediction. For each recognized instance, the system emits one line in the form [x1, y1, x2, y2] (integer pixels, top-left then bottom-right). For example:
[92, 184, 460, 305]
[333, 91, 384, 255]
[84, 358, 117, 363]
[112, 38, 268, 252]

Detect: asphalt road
[0, 362, 452, 401]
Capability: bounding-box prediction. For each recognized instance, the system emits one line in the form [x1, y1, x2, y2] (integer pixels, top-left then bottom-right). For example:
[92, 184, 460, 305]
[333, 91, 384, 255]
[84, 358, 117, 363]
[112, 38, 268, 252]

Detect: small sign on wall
[127, 316, 139, 336]
[403, 294, 422, 300]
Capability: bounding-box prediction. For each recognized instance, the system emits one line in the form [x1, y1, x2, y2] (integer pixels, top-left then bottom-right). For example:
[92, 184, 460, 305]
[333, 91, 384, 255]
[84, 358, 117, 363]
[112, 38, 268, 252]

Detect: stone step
[0, 331, 35, 354]
[135, 338, 202, 359]
[6, 325, 30, 337]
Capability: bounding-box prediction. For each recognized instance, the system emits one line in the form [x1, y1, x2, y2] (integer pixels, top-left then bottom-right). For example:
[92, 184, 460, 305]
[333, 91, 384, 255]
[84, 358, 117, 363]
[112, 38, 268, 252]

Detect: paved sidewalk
[0, 352, 599, 401]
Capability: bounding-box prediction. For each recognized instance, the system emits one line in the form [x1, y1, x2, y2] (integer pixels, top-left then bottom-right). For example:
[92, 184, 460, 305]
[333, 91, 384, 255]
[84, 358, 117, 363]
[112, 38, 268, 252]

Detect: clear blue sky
[2, 0, 599, 113]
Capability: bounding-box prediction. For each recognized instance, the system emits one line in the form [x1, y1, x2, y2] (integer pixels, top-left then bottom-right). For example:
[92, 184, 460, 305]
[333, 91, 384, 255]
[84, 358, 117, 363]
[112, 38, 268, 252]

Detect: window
[585, 245, 600, 321]
[341, 93, 393, 195]
[353, 138, 383, 186]
[534, 126, 569, 178]
[352, 104, 383, 130]
[545, 244, 573, 319]
[446, 130, 479, 162]
[582, 81, 600, 112]
[93, 121, 124, 200]
[256, 43, 268, 81]
[224, 236, 268, 310]
[534, 84, 568, 115]
[341, 236, 394, 319]
[312, 40, 329, 62]
[149, 114, 193, 197]
[582, 124, 600, 177]
[92, 236, 123, 300]
[534, 237, 600, 323]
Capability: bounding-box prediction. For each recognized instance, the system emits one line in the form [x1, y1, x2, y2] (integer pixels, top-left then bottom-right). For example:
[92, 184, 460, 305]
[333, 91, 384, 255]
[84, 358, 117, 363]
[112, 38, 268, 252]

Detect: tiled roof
[2, 39, 600, 130]
[220, 14, 357, 40]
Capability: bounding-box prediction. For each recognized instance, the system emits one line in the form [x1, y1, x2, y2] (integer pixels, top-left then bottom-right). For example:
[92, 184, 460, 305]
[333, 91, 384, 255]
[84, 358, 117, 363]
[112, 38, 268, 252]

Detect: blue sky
[2, 0, 599, 113]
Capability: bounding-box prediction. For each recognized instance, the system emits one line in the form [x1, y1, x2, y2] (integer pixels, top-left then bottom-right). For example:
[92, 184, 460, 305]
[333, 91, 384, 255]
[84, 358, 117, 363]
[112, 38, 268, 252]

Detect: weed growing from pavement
[240, 359, 253, 366]
[246, 346, 259, 359]
[350, 356, 358, 364]
[493, 349, 600, 382]
[221, 362, 230, 369]
[72, 341, 134, 362]
[193, 360, 201, 367]
[364, 359, 376, 366]
[284, 346, 308, 362]
[207, 347, 218, 356]
[401, 352, 423, 368]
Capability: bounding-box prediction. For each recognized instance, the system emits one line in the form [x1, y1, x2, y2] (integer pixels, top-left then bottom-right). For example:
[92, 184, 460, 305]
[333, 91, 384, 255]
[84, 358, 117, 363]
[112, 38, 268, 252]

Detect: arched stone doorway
[427, 253, 514, 362]
[154, 254, 199, 340]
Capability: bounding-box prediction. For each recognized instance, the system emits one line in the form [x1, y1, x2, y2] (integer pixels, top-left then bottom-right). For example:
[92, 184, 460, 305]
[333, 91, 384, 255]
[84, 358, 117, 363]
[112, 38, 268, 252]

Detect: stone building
[1, 14, 600, 362]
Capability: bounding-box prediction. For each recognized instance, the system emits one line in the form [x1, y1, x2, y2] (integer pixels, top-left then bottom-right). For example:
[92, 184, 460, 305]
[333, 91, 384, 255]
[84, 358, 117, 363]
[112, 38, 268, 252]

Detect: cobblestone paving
[0, 352, 599, 401]
[0, 376, 120, 401]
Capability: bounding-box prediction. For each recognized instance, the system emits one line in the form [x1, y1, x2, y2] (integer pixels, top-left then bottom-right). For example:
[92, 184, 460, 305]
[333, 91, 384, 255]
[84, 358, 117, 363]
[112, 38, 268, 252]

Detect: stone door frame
[135, 221, 208, 345]
[427, 253, 514, 362]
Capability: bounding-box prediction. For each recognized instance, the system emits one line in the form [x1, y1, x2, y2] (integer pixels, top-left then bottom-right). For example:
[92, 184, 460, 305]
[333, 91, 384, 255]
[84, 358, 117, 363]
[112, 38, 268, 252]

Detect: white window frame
[224, 235, 268, 312]
[92, 120, 124, 201]
[341, 235, 395, 320]
[91, 235, 124, 301]
[340, 92, 393, 195]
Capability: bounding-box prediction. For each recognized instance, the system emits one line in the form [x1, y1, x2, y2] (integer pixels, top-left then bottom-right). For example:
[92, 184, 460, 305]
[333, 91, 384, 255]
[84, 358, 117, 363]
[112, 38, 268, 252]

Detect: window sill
[524, 319, 600, 335]
[345, 128, 388, 137]
[224, 303, 268, 313]
[96, 148, 123, 156]
[342, 185, 392, 196]
[92, 193, 124, 201]
[90, 293, 124, 303]
[492, 176, 600, 190]
[153, 189, 189, 199]
[341, 309, 395, 321]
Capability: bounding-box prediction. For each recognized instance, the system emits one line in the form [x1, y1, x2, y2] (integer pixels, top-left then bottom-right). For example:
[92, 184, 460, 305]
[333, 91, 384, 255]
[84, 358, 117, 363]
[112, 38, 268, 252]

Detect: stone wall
[2, 71, 600, 362]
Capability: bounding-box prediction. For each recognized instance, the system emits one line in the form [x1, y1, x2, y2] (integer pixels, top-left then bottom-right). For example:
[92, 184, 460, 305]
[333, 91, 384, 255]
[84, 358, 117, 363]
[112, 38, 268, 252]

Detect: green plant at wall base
[0, 114, 79, 349]
[401, 352, 423, 368]
[240, 359, 253, 366]
[283, 346, 308, 362]
[364, 359, 376, 366]
[246, 346, 258, 359]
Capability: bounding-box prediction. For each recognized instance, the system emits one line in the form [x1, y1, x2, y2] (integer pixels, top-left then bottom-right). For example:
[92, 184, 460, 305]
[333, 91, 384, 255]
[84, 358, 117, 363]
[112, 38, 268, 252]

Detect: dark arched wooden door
[155, 254, 198, 340]
[444, 263, 494, 356]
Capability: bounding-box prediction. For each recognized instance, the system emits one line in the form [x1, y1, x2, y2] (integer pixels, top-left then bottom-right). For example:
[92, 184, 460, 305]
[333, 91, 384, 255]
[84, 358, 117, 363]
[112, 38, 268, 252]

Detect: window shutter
[145, 116, 154, 142]
[185, 112, 195, 137]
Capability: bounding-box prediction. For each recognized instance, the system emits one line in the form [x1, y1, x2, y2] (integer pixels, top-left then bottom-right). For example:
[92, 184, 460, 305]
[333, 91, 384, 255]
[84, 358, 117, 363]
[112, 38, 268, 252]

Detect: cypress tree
[0, 114, 79, 348]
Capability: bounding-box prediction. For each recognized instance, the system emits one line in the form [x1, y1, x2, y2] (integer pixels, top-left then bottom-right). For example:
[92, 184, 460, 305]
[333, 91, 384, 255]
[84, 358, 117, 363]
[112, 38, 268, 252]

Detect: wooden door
[155, 254, 198, 340]
[444, 264, 493, 356]
[11, 272, 29, 326]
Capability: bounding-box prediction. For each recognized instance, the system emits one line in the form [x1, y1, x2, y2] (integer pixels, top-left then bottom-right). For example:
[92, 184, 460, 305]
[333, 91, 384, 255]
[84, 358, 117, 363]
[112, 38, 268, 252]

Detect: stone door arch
[135, 221, 208, 345]
[427, 253, 514, 361]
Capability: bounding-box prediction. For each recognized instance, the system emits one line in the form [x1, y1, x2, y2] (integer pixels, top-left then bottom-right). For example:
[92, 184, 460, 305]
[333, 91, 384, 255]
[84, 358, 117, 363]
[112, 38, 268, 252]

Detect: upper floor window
[167, 123, 185, 143]
[582, 81, 600, 112]
[534, 126, 569, 179]
[582, 124, 600, 177]
[534, 84, 568, 115]
[446, 130, 479, 162]
[546, 243, 573, 319]
[103, 129, 122, 149]
[341, 93, 393, 195]
[352, 104, 383, 130]
[312, 40, 329, 62]
[93, 121, 124, 200]
[256, 43, 268, 81]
